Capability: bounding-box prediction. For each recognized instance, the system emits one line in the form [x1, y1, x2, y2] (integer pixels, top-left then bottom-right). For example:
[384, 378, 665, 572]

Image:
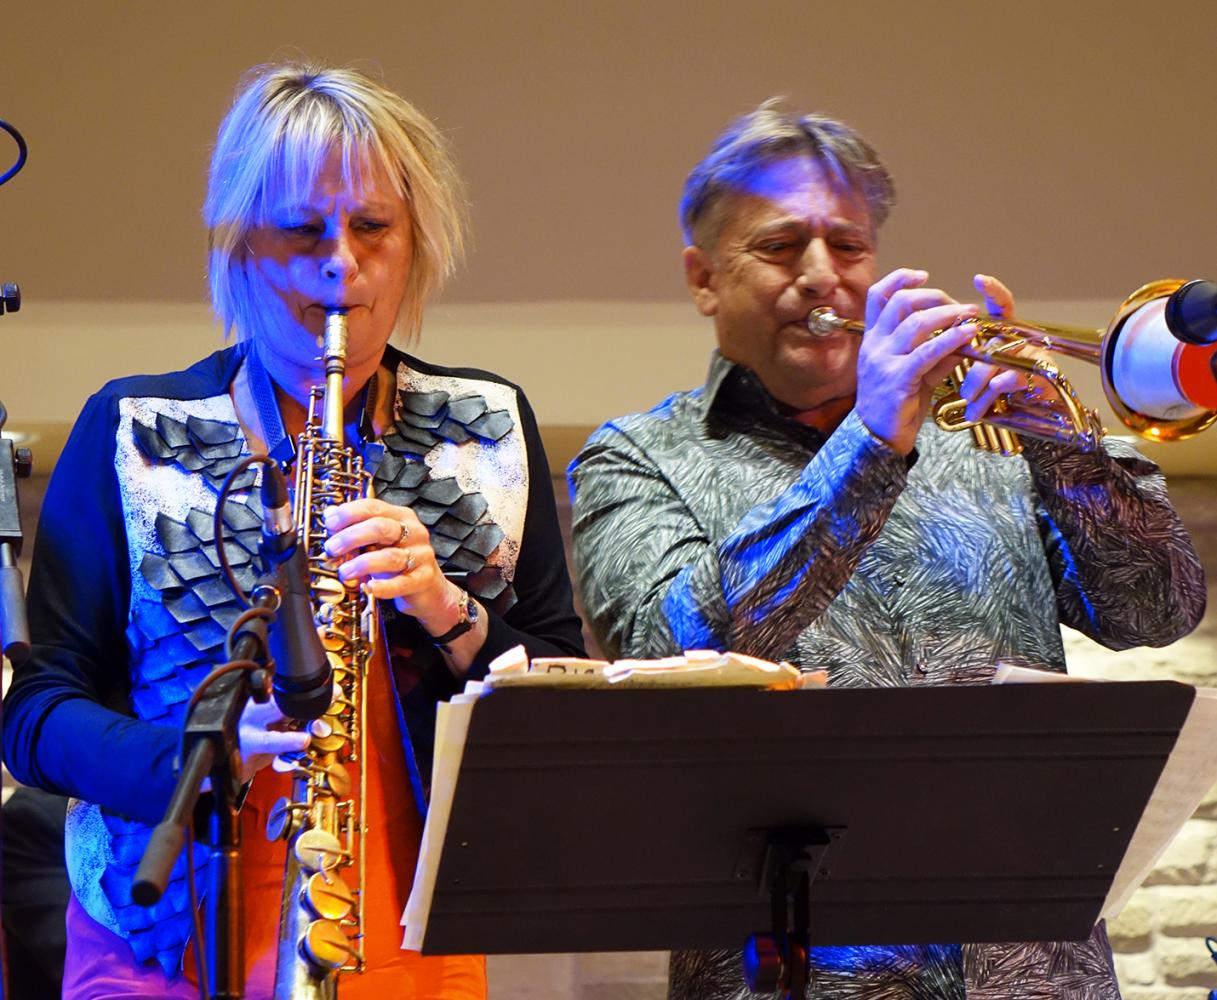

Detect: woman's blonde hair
[205, 63, 466, 341]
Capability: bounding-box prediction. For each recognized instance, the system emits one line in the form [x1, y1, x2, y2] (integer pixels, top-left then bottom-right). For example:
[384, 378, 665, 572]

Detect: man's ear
[682, 245, 718, 317]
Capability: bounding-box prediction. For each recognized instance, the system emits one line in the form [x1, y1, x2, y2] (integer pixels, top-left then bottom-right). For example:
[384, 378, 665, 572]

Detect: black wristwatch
[429, 590, 480, 653]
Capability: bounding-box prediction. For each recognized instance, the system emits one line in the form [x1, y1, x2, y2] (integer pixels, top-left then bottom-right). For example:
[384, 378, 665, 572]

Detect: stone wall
[1066, 479, 1217, 999]
[1107, 784, 1217, 998]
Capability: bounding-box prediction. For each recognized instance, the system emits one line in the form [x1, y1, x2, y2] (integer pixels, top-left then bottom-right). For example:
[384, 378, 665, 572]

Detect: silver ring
[395, 521, 410, 546]
[404, 552, 416, 574]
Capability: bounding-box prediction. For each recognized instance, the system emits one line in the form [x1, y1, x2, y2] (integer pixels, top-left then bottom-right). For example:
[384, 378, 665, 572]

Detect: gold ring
[404, 552, 416, 573]
[396, 521, 410, 546]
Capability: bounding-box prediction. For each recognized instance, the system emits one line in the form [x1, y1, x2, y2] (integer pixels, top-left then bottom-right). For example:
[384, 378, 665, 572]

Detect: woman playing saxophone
[4, 63, 586, 998]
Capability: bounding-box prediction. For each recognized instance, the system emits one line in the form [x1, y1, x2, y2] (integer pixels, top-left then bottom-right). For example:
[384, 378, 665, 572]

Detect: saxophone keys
[301, 919, 358, 972]
[267, 796, 301, 841]
[324, 650, 347, 679]
[308, 715, 349, 753]
[321, 761, 352, 797]
[304, 870, 355, 921]
[293, 828, 347, 872]
[301, 924, 349, 970]
[312, 576, 346, 606]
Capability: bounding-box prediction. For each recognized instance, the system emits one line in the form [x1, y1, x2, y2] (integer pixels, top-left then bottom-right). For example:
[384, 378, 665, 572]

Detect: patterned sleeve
[569, 409, 910, 661]
[1023, 437, 1206, 648]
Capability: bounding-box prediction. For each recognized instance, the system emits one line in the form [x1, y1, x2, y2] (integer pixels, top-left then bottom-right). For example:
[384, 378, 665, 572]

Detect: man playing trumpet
[567, 101, 1205, 999]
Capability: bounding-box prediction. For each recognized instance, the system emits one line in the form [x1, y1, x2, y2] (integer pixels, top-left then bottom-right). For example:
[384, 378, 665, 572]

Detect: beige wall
[4, 1, 1216, 472]
[5, 1, 1217, 307]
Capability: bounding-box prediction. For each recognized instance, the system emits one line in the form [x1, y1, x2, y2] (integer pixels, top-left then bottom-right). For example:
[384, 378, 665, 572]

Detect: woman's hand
[322, 498, 481, 661]
[208, 697, 309, 789]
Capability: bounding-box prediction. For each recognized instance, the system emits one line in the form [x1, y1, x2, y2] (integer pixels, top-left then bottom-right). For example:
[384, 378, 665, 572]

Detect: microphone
[259, 464, 332, 721]
[0, 400, 31, 663]
[1165, 280, 1217, 346]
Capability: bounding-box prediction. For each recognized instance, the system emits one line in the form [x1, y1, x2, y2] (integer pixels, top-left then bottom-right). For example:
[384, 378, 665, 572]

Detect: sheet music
[400, 646, 812, 948]
[406, 659, 1212, 946]
[990, 663, 1217, 920]
[1101, 685, 1217, 918]
[482, 646, 812, 690]
[401, 688, 478, 950]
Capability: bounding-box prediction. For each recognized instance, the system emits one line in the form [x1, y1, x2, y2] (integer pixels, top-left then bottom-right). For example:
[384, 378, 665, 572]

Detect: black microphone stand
[0, 284, 27, 1000]
[1, 116, 30, 1000]
[0, 285, 31, 666]
[132, 584, 281, 1000]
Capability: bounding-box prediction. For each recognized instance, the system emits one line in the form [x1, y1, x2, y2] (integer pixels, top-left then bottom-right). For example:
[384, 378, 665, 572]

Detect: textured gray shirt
[568, 351, 1206, 999]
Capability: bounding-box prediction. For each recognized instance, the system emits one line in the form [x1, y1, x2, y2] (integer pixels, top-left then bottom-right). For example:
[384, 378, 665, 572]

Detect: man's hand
[957, 274, 1037, 422]
[855, 268, 980, 454]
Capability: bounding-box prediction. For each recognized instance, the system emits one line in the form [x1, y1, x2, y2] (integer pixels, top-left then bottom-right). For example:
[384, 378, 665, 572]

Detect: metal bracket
[739, 826, 847, 1000]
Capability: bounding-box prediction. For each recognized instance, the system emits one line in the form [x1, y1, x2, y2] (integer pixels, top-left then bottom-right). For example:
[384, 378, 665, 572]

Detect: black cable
[131, 458, 279, 994]
[183, 657, 266, 718]
[214, 454, 273, 606]
[186, 820, 209, 1000]
[224, 605, 276, 663]
[0, 119, 28, 187]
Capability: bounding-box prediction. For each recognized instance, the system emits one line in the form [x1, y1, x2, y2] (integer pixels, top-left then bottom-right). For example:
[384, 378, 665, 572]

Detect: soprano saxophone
[267, 308, 372, 998]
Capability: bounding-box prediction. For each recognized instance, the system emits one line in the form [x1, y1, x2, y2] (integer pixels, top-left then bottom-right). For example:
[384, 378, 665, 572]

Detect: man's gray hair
[205, 63, 467, 342]
[679, 99, 895, 248]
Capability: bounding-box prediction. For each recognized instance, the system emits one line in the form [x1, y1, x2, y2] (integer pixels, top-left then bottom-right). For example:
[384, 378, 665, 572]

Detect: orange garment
[184, 646, 486, 999]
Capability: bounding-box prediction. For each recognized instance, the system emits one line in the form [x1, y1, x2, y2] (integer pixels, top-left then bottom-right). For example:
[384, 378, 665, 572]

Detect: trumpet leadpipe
[805, 307, 1056, 375]
[806, 282, 1217, 450]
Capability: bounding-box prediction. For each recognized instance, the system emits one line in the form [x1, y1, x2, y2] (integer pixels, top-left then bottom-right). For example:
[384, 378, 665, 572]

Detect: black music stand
[415, 681, 1192, 962]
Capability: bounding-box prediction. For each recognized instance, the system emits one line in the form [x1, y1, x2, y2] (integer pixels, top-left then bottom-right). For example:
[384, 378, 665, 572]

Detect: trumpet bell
[1103, 280, 1217, 443]
[806, 278, 1217, 454]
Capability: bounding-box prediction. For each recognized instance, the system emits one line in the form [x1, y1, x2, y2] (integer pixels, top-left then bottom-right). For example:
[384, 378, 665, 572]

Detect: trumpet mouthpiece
[807, 307, 843, 337]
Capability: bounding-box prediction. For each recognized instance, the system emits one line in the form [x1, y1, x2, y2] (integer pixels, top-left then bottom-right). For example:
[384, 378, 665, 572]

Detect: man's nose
[796, 239, 838, 297]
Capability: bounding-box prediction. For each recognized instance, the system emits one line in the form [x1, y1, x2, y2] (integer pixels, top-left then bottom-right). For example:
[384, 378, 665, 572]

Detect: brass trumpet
[807, 279, 1217, 456]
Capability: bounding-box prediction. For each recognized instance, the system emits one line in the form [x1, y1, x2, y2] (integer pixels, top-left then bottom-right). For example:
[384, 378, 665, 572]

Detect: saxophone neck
[322, 309, 350, 441]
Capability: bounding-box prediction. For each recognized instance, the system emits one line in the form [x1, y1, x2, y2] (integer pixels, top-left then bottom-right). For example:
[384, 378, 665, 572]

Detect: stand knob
[0, 283, 19, 315]
[742, 933, 784, 994]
